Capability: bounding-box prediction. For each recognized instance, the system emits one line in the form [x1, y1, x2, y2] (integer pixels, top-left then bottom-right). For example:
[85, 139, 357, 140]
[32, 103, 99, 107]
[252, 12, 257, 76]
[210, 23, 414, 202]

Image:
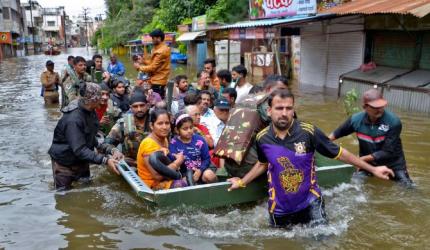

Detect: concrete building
[21, 0, 43, 53]
[1, 0, 26, 57]
[41, 6, 65, 46]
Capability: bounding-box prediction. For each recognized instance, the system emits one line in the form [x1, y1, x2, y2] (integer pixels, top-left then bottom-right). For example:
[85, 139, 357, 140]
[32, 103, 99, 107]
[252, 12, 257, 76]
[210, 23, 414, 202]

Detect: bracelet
[238, 179, 246, 188]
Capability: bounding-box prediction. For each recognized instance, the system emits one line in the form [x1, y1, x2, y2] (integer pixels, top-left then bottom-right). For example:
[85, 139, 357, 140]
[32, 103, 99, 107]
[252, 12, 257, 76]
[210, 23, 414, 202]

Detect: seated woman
[169, 113, 218, 185]
[136, 108, 187, 190]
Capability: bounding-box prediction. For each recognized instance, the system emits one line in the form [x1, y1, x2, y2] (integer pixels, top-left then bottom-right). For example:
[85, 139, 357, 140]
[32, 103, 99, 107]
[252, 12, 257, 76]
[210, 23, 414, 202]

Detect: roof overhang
[176, 31, 205, 42]
[321, 0, 430, 18]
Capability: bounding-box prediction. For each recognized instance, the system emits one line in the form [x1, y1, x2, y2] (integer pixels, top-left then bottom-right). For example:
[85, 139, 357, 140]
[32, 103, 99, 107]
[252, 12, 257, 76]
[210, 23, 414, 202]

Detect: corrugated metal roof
[176, 31, 205, 42]
[321, 0, 430, 18]
[216, 14, 332, 29]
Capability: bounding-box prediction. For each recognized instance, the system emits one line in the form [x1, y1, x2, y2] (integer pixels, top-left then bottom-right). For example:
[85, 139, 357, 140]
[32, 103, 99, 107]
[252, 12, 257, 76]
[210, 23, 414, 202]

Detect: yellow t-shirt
[137, 137, 172, 190]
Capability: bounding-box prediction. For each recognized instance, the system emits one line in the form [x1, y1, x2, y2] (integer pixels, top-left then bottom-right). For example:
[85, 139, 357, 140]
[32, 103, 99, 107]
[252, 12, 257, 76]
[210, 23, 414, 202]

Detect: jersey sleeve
[314, 127, 342, 159]
[255, 137, 268, 164]
[332, 117, 355, 139]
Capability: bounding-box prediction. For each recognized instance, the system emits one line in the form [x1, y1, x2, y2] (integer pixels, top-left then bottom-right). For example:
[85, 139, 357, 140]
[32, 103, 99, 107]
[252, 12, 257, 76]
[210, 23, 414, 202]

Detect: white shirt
[204, 116, 225, 146]
[235, 82, 253, 104]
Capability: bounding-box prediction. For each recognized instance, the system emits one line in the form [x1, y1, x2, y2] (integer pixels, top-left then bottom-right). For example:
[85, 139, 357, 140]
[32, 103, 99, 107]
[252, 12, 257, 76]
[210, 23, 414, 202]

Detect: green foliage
[206, 0, 249, 24]
[343, 88, 361, 116]
[99, 0, 158, 48]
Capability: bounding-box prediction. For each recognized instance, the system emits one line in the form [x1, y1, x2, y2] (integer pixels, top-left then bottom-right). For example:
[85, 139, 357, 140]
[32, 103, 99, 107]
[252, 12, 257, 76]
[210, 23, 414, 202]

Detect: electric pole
[81, 8, 90, 49]
[29, 0, 36, 54]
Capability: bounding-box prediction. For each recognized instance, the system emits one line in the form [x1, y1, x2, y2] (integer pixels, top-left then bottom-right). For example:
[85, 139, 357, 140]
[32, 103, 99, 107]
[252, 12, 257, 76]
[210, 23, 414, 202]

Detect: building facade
[1, 0, 26, 57]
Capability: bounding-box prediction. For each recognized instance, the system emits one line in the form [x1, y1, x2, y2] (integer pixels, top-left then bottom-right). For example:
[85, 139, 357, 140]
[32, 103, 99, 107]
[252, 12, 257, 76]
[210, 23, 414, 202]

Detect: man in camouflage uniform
[214, 75, 289, 177]
[104, 91, 151, 167]
[62, 56, 92, 108]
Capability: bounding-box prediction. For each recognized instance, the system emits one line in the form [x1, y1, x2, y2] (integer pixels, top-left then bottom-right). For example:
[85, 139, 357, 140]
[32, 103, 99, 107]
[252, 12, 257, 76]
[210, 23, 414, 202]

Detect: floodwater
[0, 48, 429, 249]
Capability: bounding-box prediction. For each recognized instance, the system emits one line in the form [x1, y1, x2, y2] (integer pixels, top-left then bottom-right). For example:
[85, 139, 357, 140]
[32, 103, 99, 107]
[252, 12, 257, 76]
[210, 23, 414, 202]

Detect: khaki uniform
[40, 70, 60, 104]
[105, 113, 151, 167]
[62, 72, 92, 107]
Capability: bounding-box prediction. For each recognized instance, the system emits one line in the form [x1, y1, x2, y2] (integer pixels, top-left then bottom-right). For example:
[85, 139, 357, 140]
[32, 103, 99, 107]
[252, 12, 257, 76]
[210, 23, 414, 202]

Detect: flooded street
[0, 48, 429, 249]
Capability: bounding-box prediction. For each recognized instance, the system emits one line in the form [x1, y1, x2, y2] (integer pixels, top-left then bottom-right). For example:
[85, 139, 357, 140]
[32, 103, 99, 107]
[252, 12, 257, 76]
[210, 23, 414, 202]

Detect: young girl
[111, 78, 130, 112]
[136, 109, 186, 190]
[169, 113, 218, 184]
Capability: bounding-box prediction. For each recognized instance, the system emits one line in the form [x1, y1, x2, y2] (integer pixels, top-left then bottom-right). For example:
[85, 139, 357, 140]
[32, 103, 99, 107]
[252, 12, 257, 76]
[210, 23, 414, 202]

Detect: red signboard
[229, 29, 240, 40]
[249, 0, 316, 20]
[0, 32, 12, 44]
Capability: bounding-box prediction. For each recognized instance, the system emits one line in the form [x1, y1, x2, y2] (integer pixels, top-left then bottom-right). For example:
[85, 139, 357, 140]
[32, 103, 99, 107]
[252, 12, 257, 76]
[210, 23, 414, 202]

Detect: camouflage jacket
[62, 72, 92, 108]
[104, 113, 151, 166]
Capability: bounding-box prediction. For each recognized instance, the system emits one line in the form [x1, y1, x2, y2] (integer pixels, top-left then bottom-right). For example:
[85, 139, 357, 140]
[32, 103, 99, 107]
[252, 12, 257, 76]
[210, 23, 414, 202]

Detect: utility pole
[29, 0, 36, 54]
[96, 13, 105, 54]
[63, 10, 67, 51]
[81, 8, 90, 49]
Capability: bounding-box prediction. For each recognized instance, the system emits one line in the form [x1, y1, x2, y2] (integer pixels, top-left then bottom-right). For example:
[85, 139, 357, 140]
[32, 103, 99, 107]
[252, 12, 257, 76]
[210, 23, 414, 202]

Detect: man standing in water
[329, 88, 414, 187]
[40, 60, 60, 105]
[228, 89, 394, 227]
[48, 82, 121, 190]
[62, 56, 92, 107]
[133, 29, 171, 99]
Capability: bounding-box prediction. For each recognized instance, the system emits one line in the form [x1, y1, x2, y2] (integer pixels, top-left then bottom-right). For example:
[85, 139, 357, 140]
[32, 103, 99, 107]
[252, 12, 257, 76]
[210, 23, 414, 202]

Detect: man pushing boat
[228, 89, 394, 227]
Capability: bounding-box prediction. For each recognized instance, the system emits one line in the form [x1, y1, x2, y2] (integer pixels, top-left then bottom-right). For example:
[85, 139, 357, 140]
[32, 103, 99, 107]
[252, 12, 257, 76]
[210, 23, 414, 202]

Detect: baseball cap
[214, 98, 230, 110]
[362, 88, 387, 108]
[46, 60, 54, 66]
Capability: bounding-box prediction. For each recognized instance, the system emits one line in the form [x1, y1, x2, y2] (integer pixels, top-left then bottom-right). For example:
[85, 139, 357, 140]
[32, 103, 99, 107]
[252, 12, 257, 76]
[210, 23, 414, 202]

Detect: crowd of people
[42, 28, 414, 229]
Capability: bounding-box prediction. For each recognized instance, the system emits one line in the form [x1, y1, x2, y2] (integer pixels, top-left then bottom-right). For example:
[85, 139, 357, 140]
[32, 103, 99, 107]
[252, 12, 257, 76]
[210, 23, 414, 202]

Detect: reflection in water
[0, 48, 429, 249]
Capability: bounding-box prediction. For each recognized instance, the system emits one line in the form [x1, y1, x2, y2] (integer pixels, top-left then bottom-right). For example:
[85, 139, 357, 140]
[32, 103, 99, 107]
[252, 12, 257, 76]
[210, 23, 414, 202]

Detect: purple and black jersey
[256, 120, 342, 216]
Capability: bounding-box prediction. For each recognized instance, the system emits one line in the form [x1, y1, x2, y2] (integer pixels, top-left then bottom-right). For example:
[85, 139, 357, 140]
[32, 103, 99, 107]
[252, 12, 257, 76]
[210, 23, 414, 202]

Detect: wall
[300, 16, 365, 88]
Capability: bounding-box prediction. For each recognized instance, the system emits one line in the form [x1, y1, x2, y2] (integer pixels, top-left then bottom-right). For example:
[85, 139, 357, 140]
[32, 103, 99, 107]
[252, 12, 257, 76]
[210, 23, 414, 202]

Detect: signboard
[229, 29, 240, 40]
[177, 24, 190, 33]
[192, 15, 207, 32]
[0, 32, 12, 44]
[249, 0, 317, 20]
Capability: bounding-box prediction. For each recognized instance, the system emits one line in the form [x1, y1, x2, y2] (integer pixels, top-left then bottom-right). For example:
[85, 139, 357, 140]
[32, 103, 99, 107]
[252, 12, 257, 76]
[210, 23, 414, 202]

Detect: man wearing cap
[40, 60, 60, 105]
[133, 29, 171, 99]
[205, 98, 231, 146]
[104, 90, 151, 167]
[48, 82, 122, 190]
[329, 88, 414, 187]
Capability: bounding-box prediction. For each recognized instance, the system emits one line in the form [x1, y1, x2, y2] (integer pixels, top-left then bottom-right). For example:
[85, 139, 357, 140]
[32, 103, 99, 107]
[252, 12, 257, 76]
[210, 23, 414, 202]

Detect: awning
[214, 14, 333, 30]
[176, 31, 205, 42]
[321, 0, 430, 18]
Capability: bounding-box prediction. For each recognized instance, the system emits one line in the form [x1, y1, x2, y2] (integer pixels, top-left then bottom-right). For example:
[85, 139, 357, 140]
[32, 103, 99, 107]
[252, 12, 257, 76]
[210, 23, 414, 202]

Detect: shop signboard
[246, 28, 256, 39]
[239, 29, 246, 39]
[0, 32, 12, 44]
[192, 15, 207, 32]
[255, 28, 265, 39]
[229, 29, 240, 40]
[249, 0, 317, 20]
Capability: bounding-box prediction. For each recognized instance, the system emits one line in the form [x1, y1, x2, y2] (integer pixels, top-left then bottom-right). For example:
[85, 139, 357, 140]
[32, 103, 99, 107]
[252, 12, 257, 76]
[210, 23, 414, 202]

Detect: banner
[249, 0, 317, 20]
[0, 32, 12, 44]
[192, 15, 207, 32]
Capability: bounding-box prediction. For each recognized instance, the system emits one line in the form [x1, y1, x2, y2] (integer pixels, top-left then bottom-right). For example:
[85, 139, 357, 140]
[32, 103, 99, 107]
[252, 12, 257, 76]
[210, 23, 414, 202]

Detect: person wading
[329, 88, 415, 187]
[48, 82, 122, 190]
[40, 60, 60, 105]
[228, 89, 394, 228]
[62, 56, 92, 107]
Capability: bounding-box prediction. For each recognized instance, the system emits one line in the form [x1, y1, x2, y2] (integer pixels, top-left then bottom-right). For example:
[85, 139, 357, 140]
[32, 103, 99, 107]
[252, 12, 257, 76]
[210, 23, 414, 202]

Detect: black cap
[214, 98, 230, 110]
[129, 90, 147, 105]
[46, 60, 54, 66]
[150, 29, 164, 38]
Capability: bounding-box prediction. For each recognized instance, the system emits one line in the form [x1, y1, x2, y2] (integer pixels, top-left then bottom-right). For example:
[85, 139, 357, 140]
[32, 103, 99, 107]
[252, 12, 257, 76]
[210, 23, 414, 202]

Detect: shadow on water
[0, 47, 429, 249]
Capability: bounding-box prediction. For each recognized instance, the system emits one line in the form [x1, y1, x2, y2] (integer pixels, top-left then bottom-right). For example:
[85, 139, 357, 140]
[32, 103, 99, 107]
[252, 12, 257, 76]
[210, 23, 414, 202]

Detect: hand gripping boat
[117, 154, 355, 209]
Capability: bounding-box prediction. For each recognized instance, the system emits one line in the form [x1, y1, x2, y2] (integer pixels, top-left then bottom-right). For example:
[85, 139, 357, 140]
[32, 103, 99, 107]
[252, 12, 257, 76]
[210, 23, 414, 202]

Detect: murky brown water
[0, 48, 429, 249]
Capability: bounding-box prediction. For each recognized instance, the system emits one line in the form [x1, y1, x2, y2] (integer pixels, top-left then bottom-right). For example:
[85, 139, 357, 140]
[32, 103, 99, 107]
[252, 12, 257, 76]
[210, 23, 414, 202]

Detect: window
[3, 7, 10, 19]
[47, 21, 55, 26]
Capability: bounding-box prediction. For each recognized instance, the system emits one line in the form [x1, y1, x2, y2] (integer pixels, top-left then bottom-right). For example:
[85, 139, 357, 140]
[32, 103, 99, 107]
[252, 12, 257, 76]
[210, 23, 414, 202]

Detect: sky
[31, 0, 107, 19]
